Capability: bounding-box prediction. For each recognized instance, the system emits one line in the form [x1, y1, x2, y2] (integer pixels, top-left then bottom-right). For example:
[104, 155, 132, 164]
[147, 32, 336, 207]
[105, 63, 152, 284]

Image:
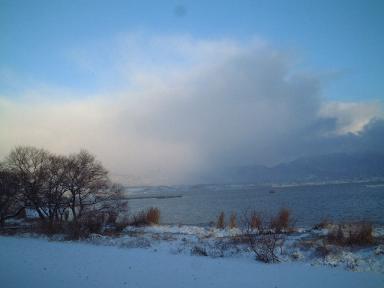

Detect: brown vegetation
[216, 211, 225, 229]
[130, 207, 161, 226]
[270, 208, 293, 232]
[228, 212, 237, 229]
[327, 222, 373, 246]
[250, 212, 262, 230]
[146, 207, 160, 224]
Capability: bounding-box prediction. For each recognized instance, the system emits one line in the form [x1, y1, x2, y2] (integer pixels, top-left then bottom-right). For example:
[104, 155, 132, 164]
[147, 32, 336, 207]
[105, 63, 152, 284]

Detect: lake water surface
[125, 182, 384, 227]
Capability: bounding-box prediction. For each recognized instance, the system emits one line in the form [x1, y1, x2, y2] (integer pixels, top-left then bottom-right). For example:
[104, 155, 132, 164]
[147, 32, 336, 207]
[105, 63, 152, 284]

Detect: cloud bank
[1, 36, 383, 184]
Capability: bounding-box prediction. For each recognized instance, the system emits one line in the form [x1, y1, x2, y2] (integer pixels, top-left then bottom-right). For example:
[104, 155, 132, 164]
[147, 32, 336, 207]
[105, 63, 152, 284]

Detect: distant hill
[213, 152, 384, 184]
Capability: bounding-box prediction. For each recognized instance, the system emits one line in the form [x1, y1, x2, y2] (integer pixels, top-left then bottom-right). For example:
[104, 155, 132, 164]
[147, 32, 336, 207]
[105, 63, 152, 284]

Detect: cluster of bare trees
[0, 146, 127, 233]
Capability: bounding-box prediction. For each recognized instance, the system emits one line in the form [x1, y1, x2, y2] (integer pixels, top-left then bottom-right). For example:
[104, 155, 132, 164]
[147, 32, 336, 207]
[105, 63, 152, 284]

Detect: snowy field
[1, 226, 384, 288]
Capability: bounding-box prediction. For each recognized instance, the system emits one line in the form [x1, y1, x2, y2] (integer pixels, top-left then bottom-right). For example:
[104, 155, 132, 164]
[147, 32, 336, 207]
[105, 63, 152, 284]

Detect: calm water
[126, 182, 384, 227]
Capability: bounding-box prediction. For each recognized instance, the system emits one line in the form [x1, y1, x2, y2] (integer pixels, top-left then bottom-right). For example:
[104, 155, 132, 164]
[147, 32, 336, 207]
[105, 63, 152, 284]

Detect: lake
[125, 182, 384, 227]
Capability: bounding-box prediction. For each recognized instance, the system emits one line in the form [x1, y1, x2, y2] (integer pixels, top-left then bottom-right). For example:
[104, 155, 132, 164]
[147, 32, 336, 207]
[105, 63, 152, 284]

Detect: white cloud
[1, 35, 383, 184]
[320, 101, 383, 134]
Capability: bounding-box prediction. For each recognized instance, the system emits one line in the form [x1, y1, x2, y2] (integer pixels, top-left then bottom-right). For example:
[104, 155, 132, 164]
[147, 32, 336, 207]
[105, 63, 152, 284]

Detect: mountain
[213, 152, 384, 184]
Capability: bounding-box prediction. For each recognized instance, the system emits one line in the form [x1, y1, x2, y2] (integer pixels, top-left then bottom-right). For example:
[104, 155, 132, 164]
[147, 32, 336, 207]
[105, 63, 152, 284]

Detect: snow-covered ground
[1, 236, 383, 288]
[1, 225, 384, 288]
[84, 224, 384, 273]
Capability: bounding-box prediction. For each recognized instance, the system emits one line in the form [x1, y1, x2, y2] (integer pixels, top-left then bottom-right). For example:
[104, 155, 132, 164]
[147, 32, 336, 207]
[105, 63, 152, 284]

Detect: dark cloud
[133, 47, 382, 173]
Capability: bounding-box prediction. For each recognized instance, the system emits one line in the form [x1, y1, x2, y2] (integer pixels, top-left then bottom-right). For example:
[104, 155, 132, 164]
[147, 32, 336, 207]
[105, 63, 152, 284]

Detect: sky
[1, 0, 383, 184]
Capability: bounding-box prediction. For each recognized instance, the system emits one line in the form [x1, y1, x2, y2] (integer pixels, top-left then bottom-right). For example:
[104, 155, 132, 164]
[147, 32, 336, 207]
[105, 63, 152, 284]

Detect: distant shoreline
[126, 195, 183, 200]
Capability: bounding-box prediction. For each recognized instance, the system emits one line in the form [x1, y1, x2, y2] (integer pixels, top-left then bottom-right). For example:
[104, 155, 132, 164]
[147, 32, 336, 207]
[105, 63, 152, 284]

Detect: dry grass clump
[327, 222, 373, 246]
[216, 211, 225, 229]
[130, 207, 160, 226]
[270, 208, 293, 232]
[228, 212, 237, 229]
[146, 207, 160, 224]
[250, 212, 262, 230]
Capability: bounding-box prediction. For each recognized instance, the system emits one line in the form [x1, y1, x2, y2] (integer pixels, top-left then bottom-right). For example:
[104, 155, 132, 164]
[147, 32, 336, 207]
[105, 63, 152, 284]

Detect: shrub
[327, 225, 343, 244]
[250, 212, 262, 230]
[228, 212, 237, 229]
[130, 207, 160, 226]
[35, 210, 106, 239]
[61, 210, 106, 239]
[37, 220, 64, 235]
[130, 211, 147, 226]
[327, 222, 373, 246]
[146, 207, 160, 225]
[106, 211, 118, 225]
[212, 239, 234, 257]
[271, 208, 292, 232]
[247, 232, 284, 263]
[315, 240, 331, 259]
[241, 210, 285, 263]
[84, 210, 108, 232]
[191, 246, 208, 256]
[216, 211, 225, 229]
[353, 222, 373, 245]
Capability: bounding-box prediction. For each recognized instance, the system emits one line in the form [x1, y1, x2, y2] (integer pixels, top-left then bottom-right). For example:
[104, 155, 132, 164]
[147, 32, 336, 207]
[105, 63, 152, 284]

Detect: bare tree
[84, 182, 129, 224]
[0, 167, 23, 226]
[63, 150, 109, 222]
[100, 183, 129, 222]
[5, 146, 51, 219]
[40, 155, 69, 226]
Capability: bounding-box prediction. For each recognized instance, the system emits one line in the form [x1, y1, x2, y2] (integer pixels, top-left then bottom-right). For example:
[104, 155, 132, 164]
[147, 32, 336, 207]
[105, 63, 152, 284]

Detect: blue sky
[1, 0, 383, 101]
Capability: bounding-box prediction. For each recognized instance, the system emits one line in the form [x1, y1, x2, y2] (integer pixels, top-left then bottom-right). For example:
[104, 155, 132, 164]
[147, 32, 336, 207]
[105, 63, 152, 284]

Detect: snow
[119, 225, 384, 273]
[1, 235, 383, 288]
[25, 208, 39, 219]
[124, 224, 242, 237]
